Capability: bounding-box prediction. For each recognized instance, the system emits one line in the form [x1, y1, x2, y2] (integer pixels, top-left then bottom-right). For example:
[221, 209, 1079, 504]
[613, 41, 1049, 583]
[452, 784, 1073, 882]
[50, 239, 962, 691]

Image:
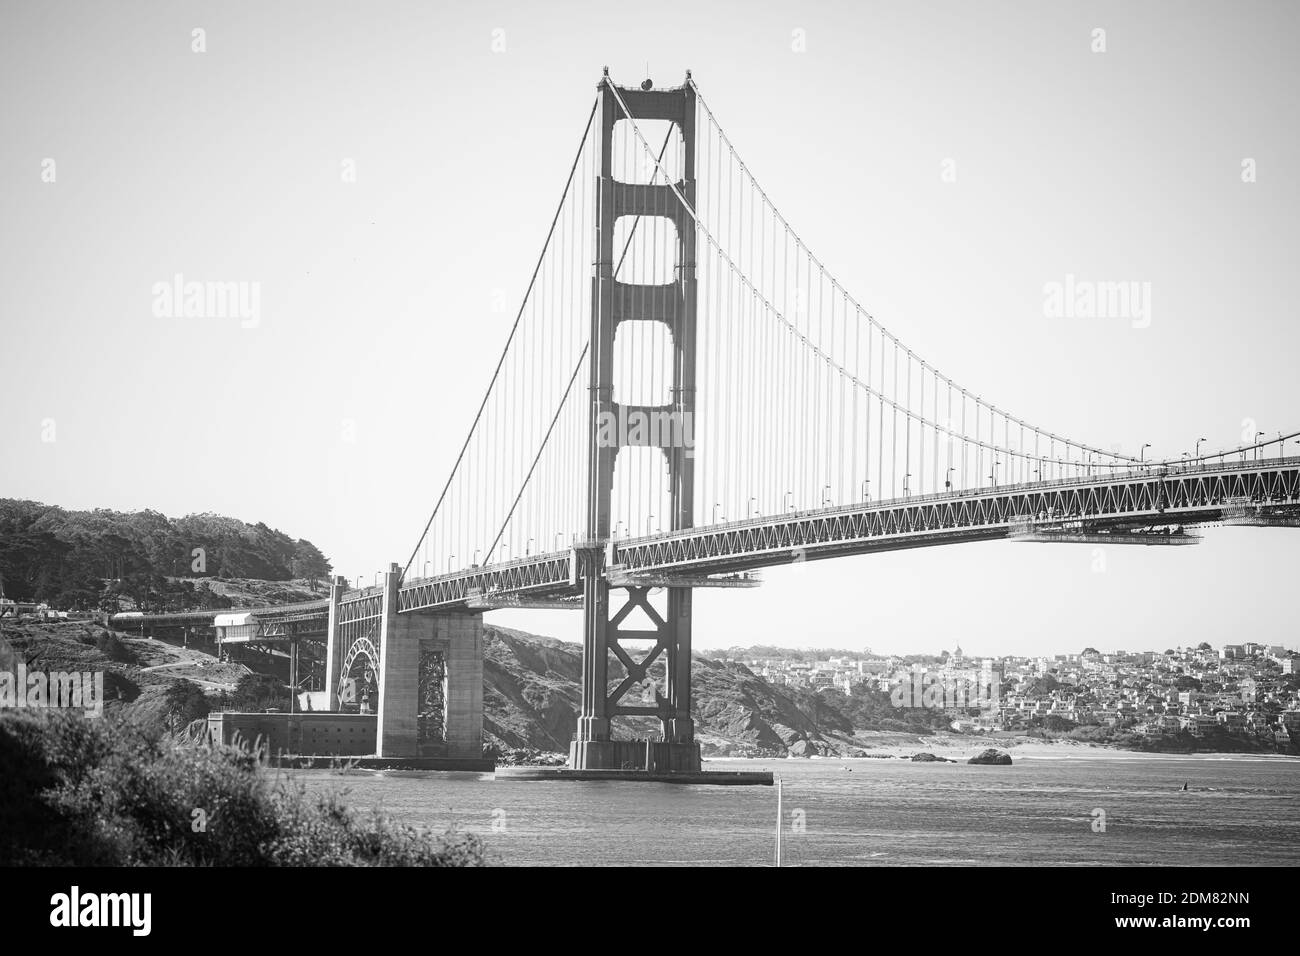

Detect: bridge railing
[611, 455, 1300, 546]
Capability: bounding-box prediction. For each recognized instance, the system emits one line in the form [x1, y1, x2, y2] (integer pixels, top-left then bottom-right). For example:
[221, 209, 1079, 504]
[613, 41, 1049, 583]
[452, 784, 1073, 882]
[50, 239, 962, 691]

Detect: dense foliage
[214, 672, 293, 714]
[0, 711, 487, 866]
[0, 498, 331, 610]
[833, 683, 954, 733]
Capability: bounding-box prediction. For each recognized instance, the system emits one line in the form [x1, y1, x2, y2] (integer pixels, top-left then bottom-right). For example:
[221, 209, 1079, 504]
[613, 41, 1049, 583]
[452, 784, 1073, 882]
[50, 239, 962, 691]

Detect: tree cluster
[0, 499, 331, 611]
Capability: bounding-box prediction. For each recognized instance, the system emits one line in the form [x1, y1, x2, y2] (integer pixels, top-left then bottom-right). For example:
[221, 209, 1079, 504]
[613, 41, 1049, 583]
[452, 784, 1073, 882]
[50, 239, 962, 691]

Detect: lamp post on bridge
[1195, 437, 1207, 460]
[646, 514, 656, 535]
[1140, 444, 1151, 469]
[783, 491, 794, 513]
[447, 555, 455, 573]
[861, 479, 871, 502]
[822, 485, 833, 506]
[902, 475, 910, 498]
[945, 466, 955, 491]
[712, 504, 723, 525]
[748, 498, 758, 519]
[1254, 431, 1264, 461]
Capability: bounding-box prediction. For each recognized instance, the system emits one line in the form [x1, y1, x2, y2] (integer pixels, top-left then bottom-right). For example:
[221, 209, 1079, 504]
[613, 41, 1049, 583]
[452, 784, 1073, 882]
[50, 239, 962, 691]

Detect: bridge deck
[111, 457, 1300, 629]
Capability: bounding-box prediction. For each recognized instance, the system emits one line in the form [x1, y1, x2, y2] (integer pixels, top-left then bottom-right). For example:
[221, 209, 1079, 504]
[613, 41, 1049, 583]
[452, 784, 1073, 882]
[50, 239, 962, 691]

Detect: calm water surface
[291, 755, 1300, 866]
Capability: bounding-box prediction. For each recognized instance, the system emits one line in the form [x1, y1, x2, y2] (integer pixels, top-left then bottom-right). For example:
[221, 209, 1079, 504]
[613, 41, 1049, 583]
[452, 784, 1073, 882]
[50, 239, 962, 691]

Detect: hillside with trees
[0, 499, 332, 611]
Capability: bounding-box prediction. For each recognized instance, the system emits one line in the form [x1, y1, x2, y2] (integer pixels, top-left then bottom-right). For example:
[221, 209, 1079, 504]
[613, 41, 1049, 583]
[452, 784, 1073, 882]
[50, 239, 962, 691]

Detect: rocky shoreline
[494, 737, 1300, 766]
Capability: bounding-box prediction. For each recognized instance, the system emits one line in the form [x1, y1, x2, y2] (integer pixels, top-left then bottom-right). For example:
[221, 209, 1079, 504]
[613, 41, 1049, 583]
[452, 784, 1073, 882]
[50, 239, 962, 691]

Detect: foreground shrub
[129, 679, 211, 731]
[0, 711, 486, 866]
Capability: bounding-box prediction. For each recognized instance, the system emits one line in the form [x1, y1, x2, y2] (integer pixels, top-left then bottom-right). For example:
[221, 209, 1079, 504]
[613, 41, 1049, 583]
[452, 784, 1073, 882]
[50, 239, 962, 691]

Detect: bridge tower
[570, 71, 701, 772]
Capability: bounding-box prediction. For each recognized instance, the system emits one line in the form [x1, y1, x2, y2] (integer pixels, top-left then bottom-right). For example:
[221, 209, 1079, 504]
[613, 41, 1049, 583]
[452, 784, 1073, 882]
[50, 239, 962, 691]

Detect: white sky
[2, 0, 1298, 655]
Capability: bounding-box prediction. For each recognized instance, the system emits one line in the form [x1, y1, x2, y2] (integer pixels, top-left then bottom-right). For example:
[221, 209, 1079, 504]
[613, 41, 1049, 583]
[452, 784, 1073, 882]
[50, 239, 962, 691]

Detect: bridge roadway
[396, 454, 1300, 611]
[110, 454, 1300, 637]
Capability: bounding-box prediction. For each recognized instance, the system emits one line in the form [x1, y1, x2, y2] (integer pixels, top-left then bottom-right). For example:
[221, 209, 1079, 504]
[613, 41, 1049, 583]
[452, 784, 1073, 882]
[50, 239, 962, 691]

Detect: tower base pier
[569, 739, 702, 773]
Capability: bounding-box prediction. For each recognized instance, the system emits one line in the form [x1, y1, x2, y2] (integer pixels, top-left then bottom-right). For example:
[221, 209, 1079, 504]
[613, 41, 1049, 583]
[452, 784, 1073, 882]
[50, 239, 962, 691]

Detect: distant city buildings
[740, 641, 1300, 741]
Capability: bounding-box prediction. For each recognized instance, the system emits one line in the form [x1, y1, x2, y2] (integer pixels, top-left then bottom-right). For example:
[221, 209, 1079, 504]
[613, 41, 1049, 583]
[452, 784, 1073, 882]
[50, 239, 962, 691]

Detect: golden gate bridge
[113, 70, 1300, 773]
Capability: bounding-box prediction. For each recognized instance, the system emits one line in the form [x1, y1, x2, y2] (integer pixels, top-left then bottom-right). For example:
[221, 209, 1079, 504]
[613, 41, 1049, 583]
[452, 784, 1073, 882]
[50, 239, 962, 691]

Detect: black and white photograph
[0, 0, 1291, 930]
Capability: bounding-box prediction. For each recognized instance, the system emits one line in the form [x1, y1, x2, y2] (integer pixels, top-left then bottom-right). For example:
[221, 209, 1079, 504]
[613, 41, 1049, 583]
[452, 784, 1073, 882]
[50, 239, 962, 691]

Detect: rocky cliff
[482, 626, 583, 752]
[479, 625, 941, 757]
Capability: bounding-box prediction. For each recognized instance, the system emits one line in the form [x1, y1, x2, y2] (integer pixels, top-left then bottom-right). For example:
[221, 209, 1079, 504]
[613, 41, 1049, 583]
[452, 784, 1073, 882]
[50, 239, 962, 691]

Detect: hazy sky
[3, 1, 1298, 656]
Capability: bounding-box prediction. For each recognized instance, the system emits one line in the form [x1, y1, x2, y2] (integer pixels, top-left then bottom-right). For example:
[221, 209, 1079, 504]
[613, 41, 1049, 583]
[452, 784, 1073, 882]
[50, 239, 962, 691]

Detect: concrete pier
[570, 739, 702, 773]
[441, 613, 484, 759]
[498, 767, 772, 785]
[376, 564, 420, 757]
[319, 563, 484, 761]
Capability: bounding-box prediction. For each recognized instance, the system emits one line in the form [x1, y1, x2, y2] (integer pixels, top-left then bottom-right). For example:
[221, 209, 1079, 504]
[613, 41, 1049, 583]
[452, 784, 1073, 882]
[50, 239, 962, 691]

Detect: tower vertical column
[573, 80, 619, 760]
[665, 78, 697, 747]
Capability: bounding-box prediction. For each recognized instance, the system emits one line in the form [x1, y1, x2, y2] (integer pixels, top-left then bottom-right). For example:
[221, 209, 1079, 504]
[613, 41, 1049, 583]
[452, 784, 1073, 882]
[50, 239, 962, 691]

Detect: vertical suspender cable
[399, 97, 597, 583]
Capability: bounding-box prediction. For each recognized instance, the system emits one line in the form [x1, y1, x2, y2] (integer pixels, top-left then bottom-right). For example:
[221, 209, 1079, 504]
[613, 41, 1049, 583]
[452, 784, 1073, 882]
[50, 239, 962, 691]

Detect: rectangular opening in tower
[611, 214, 680, 287]
[611, 118, 683, 185]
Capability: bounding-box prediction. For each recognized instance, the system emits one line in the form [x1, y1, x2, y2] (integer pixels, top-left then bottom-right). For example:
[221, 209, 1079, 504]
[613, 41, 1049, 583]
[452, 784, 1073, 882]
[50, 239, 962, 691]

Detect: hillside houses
[740, 641, 1300, 743]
